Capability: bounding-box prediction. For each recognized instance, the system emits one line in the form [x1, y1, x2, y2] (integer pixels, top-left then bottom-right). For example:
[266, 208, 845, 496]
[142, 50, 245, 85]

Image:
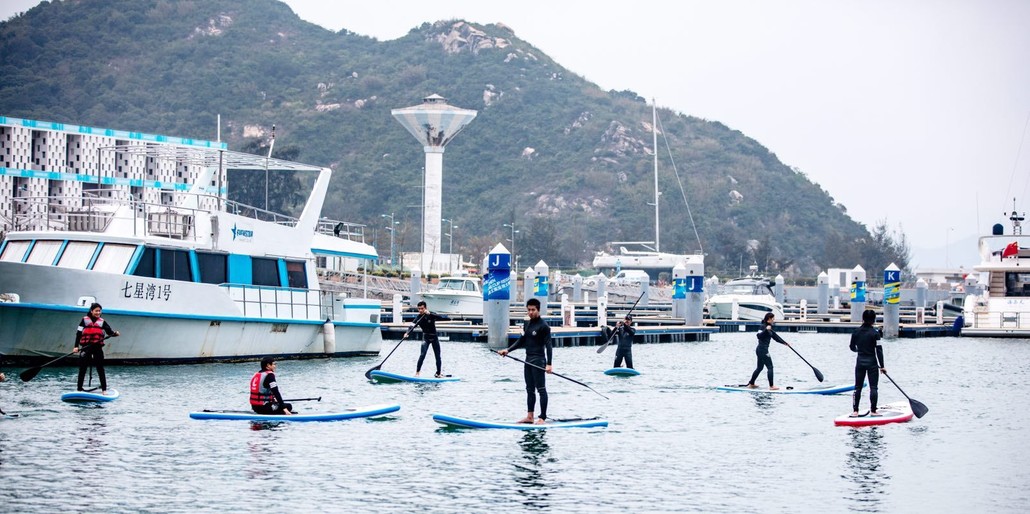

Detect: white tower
[392, 94, 477, 272]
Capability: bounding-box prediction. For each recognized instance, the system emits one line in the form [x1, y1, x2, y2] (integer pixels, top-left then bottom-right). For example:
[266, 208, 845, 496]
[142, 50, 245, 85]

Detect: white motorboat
[704, 265, 784, 321]
[961, 204, 1030, 337]
[421, 276, 483, 315]
[0, 146, 383, 363]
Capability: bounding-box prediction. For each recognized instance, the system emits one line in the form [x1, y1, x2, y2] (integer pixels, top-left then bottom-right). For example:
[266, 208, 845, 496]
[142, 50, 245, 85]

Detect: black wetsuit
[612, 323, 636, 369]
[505, 317, 553, 420]
[749, 323, 788, 386]
[414, 312, 448, 375]
[74, 316, 117, 391]
[850, 323, 884, 412]
[251, 372, 293, 415]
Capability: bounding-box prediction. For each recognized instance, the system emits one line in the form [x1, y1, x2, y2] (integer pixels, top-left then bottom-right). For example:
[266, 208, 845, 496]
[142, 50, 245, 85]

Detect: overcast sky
[4, 0, 1029, 269]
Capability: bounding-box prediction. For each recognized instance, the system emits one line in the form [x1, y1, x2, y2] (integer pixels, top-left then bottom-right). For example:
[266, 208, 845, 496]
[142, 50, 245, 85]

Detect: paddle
[498, 352, 609, 400]
[597, 291, 646, 354]
[883, 372, 929, 418]
[784, 343, 824, 382]
[19, 350, 77, 382]
[283, 397, 321, 402]
[364, 313, 425, 379]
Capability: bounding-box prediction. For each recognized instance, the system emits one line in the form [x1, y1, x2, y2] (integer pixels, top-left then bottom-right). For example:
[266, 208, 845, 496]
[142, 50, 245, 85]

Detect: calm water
[1, 332, 1028, 513]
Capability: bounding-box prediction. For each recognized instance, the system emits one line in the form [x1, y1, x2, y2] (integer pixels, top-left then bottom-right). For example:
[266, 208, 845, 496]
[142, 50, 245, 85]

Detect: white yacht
[421, 276, 483, 315]
[0, 146, 383, 363]
[704, 265, 784, 321]
[961, 204, 1030, 337]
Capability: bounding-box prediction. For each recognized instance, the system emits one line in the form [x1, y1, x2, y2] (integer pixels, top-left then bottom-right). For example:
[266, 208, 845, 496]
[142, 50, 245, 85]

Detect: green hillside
[0, 0, 908, 277]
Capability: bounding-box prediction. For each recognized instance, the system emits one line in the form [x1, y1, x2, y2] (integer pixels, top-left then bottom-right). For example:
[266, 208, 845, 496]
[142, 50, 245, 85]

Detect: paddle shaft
[500, 352, 609, 400]
[19, 350, 77, 382]
[597, 291, 646, 354]
[282, 397, 321, 402]
[883, 371, 929, 418]
[784, 340, 824, 382]
[365, 313, 425, 378]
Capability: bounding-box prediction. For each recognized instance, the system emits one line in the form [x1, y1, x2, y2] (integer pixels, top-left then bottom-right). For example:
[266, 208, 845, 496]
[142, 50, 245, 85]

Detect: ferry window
[25, 240, 62, 265]
[131, 247, 157, 277]
[252, 257, 280, 287]
[285, 260, 307, 288]
[464, 281, 476, 292]
[57, 241, 99, 269]
[94, 243, 137, 274]
[196, 252, 227, 284]
[0, 241, 30, 262]
[1005, 272, 1030, 297]
[160, 249, 192, 281]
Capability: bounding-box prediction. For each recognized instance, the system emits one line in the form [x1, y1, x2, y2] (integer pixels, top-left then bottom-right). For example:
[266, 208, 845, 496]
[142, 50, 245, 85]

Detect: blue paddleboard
[369, 370, 460, 383]
[61, 389, 120, 403]
[432, 413, 608, 430]
[189, 403, 400, 421]
[604, 367, 641, 377]
[715, 383, 856, 395]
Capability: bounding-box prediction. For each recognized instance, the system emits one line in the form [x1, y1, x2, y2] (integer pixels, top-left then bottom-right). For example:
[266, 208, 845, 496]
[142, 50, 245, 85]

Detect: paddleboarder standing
[406, 301, 449, 377]
[249, 358, 293, 415]
[72, 302, 119, 394]
[850, 309, 885, 416]
[499, 298, 553, 424]
[607, 314, 636, 369]
[746, 312, 790, 390]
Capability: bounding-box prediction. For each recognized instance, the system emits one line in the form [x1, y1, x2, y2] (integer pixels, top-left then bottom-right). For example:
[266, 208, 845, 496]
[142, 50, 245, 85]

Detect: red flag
[1002, 241, 1019, 258]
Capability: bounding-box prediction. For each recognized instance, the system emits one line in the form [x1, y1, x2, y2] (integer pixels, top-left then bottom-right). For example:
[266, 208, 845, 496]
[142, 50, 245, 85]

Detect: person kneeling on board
[498, 298, 553, 424]
[250, 358, 293, 415]
[850, 309, 885, 417]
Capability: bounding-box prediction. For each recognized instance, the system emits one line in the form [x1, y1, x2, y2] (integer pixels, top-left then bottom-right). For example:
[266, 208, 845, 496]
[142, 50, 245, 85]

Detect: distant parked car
[607, 270, 650, 285]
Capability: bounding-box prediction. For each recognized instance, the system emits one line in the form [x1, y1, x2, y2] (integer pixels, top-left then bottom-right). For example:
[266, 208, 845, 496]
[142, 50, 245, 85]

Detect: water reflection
[512, 431, 555, 510]
[843, 428, 889, 511]
[751, 392, 777, 413]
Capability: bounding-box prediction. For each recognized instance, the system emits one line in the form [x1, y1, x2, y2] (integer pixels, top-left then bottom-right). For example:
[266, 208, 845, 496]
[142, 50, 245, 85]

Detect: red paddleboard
[834, 401, 913, 427]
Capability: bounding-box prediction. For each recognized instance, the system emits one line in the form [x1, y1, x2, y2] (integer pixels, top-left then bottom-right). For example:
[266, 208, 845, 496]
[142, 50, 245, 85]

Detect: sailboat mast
[652, 100, 660, 252]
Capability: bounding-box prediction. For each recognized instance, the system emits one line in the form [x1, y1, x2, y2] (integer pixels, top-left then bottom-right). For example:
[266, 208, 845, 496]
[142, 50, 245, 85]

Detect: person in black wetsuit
[249, 358, 293, 415]
[746, 312, 790, 390]
[73, 302, 120, 394]
[499, 298, 553, 424]
[850, 309, 885, 416]
[406, 301, 449, 377]
[607, 314, 636, 369]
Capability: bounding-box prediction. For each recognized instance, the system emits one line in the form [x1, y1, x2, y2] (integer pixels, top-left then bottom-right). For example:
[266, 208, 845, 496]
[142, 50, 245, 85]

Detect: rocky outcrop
[431, 21, 512, 55]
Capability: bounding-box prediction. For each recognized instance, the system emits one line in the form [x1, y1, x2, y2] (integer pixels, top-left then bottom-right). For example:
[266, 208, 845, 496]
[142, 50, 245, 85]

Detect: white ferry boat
[0, 146, 382, 363]
[961, 205, 1030, 337]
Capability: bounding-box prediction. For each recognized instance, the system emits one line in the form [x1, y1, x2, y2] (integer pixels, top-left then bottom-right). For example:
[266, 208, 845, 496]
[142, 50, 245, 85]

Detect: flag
[1002, 241, 1019, 258]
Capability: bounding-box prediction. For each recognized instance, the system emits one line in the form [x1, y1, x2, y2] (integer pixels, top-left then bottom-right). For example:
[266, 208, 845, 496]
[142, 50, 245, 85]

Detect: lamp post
[442, 218, 458, 255]
[504, 222, 519, 270]
[382, 213, 399, 269]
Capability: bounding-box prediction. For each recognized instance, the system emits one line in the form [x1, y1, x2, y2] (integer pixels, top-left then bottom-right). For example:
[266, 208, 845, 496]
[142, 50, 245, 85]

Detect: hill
[0, 0, 908, 277]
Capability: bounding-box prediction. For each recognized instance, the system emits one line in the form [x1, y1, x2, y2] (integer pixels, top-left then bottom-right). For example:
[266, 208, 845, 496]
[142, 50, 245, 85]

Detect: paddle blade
[19, 366, 42, 382]
[364, 367, 378, 380]
[813, 367, 825, 382]
[910, 399, 929, 418]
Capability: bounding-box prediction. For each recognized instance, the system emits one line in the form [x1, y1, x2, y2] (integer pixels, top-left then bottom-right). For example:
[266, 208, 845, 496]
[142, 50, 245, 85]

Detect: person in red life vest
[72, 302, 119, 394]
[249, 358, 293, 415]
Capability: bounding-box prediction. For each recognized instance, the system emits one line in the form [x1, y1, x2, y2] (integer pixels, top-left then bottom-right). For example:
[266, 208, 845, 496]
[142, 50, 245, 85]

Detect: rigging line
[1007, 110, 1030, 211]
[654, 109, 704, 255]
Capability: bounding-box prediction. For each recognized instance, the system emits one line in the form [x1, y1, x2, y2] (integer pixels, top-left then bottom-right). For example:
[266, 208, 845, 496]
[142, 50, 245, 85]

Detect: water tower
[392, 94, 477, 273]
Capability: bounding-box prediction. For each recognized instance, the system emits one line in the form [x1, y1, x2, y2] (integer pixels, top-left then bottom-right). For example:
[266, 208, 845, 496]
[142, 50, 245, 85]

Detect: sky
[3, 0, 1029, 269]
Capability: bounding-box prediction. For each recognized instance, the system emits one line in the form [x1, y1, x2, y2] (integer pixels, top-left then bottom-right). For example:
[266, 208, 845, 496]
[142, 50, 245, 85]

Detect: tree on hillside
[863, 220, 912, 282]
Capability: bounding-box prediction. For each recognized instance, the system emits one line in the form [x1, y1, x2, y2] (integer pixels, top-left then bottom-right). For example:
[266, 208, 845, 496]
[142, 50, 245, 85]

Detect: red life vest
[80, 316, 106, 346]
[249, 371, 273, 406]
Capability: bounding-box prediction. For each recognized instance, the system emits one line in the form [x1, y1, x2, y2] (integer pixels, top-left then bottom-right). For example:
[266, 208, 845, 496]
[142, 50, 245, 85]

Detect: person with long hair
[746, 312, 790, 390]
